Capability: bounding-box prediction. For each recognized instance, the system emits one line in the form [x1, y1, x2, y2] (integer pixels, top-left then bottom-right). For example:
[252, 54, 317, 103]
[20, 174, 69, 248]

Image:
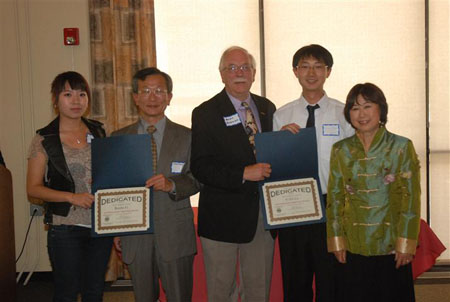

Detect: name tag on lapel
[223, 113, 241, 127]
[171, 162, 185, 174]
[322, 124, 340, 136]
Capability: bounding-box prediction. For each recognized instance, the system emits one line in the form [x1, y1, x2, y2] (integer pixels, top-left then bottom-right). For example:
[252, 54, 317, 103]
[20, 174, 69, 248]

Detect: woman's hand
[395, 252, 413, 269]
[69, 192, 94, 208]
[334, 250, 347, 263]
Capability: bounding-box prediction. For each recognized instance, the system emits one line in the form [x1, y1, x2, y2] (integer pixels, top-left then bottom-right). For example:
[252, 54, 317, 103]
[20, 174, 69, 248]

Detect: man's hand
[243, 163, 271, 181]
[395, 252, 413, 269]
[281, 123, 301, 134]
[333, 250, 347, 264]
[145, 174, 174, 192]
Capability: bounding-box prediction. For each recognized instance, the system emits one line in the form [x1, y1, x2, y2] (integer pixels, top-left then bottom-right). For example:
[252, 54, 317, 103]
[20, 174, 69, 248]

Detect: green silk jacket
[326, 127, 420, 256]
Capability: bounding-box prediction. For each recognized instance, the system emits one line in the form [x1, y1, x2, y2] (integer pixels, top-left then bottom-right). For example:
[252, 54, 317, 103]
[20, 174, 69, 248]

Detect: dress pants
[278, 221, 336, 302]
[126, 234, 194, 302]
[201, 210, 274, 302]
[335, 252, 415, 302]
[47, 225, 113, 302]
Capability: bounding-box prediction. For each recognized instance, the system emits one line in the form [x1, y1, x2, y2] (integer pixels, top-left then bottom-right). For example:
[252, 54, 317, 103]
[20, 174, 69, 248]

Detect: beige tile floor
[99, 283, 450, 302]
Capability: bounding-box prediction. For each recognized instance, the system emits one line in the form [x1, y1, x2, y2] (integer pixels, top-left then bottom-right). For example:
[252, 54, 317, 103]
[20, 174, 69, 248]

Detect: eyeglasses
[296, 64, 328, 73]
[223, 64, 253, 73]
[137, 87, 168, 97]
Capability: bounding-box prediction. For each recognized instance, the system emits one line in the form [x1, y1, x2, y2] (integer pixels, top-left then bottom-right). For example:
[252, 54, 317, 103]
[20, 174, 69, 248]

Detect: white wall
[1, 0, 91, 272]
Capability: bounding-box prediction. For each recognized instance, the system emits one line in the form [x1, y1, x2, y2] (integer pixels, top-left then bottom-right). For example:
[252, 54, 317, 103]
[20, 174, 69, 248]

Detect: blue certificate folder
[255, 128, 326, 229]
[91, 134, 154, 236]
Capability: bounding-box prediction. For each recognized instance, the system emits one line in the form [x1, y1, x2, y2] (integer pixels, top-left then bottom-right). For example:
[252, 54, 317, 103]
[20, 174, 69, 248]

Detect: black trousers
[335, 252, 415, 302]
[278, 221, 336, 302]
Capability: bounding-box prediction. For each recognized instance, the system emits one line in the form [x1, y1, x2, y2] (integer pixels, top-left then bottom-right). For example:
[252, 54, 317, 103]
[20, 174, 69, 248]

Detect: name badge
[322, 124, 340, 136]
[223, 113, 241, 127]
[171, 162, 185, 174]
[87, 133, 95, 143]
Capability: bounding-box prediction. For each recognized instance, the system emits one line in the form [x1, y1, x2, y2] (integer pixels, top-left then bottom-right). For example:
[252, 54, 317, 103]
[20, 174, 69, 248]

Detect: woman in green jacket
[327, 83, 420, 302]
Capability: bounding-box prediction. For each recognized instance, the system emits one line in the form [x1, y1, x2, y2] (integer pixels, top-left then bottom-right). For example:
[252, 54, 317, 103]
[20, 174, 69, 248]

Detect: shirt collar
[352, 126, 387, 153]
[299, 92, 329, 111]
[226, 91, 253, 108]
[139, 116, 167, 135]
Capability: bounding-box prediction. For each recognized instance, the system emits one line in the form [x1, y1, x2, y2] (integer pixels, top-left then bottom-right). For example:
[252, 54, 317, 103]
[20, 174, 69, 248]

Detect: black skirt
[334, 252, 415, 302]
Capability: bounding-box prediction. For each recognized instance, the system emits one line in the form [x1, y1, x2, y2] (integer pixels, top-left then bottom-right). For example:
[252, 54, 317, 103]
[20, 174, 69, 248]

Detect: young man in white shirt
[273, 44, 353, 302]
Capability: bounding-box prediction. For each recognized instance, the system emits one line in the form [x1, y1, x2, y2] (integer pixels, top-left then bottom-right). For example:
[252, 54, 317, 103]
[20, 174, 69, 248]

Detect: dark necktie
[147, 125, 157, 174]
[242, 101, 259, 153]
[306, 104, 320, 128]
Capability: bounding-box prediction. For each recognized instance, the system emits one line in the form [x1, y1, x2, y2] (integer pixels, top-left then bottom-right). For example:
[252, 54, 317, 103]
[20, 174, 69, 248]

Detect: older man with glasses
[112, 67, 201, 302]
[191, 46, 276, 302]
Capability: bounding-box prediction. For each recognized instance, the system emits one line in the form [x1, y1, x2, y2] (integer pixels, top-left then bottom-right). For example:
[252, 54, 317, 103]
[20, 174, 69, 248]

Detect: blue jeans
[47, 225, 113, 302]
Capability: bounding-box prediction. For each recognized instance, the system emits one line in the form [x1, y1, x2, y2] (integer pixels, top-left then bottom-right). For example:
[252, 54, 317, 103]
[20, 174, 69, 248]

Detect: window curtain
[88, 0, 156, 281]
[89, 0, 156, 134]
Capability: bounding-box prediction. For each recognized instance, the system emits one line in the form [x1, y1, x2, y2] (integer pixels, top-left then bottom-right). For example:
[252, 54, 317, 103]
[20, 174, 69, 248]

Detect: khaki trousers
[201, 211, 274, 302]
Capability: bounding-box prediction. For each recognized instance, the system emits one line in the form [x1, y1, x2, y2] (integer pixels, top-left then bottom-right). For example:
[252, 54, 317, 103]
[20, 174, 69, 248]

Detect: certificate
[262, 178, 323, 226]
[91, 135, 154, 193]
[93, 187, 151, 236]
[255, 128, 326, 229]
[91, 135, 155, 236]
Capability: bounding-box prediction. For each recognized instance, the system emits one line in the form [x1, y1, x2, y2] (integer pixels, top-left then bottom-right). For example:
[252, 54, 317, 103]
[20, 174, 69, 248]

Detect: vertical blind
[154, 0, 260, 127]
[429, 0, 450, 259]
[264, 0, 427, 218]
[155, 0, 448, 259]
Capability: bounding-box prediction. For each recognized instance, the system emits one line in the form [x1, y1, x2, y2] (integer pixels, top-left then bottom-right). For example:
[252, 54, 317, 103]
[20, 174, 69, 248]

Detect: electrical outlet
[30, 204, 44, 216]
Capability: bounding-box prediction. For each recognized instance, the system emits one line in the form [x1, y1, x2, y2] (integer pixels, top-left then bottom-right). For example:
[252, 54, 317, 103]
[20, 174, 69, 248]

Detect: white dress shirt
[273, 93, 354, 193]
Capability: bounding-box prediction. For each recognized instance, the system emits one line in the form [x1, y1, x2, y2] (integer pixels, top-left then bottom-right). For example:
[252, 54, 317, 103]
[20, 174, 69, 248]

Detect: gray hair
[218, 46, 257, 71]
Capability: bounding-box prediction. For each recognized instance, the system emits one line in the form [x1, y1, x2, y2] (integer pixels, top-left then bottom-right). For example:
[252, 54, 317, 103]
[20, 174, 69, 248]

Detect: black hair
[51, 71, 91, 105]
[132, 67, 173, 94]
[344, 82, 388, 127]
[292, 44, 333, 68]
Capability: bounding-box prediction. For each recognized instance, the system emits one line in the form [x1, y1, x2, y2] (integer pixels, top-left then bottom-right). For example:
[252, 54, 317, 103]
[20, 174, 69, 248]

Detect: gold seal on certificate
[94, 187, 150, 235]
[262, 178, 323, 227]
